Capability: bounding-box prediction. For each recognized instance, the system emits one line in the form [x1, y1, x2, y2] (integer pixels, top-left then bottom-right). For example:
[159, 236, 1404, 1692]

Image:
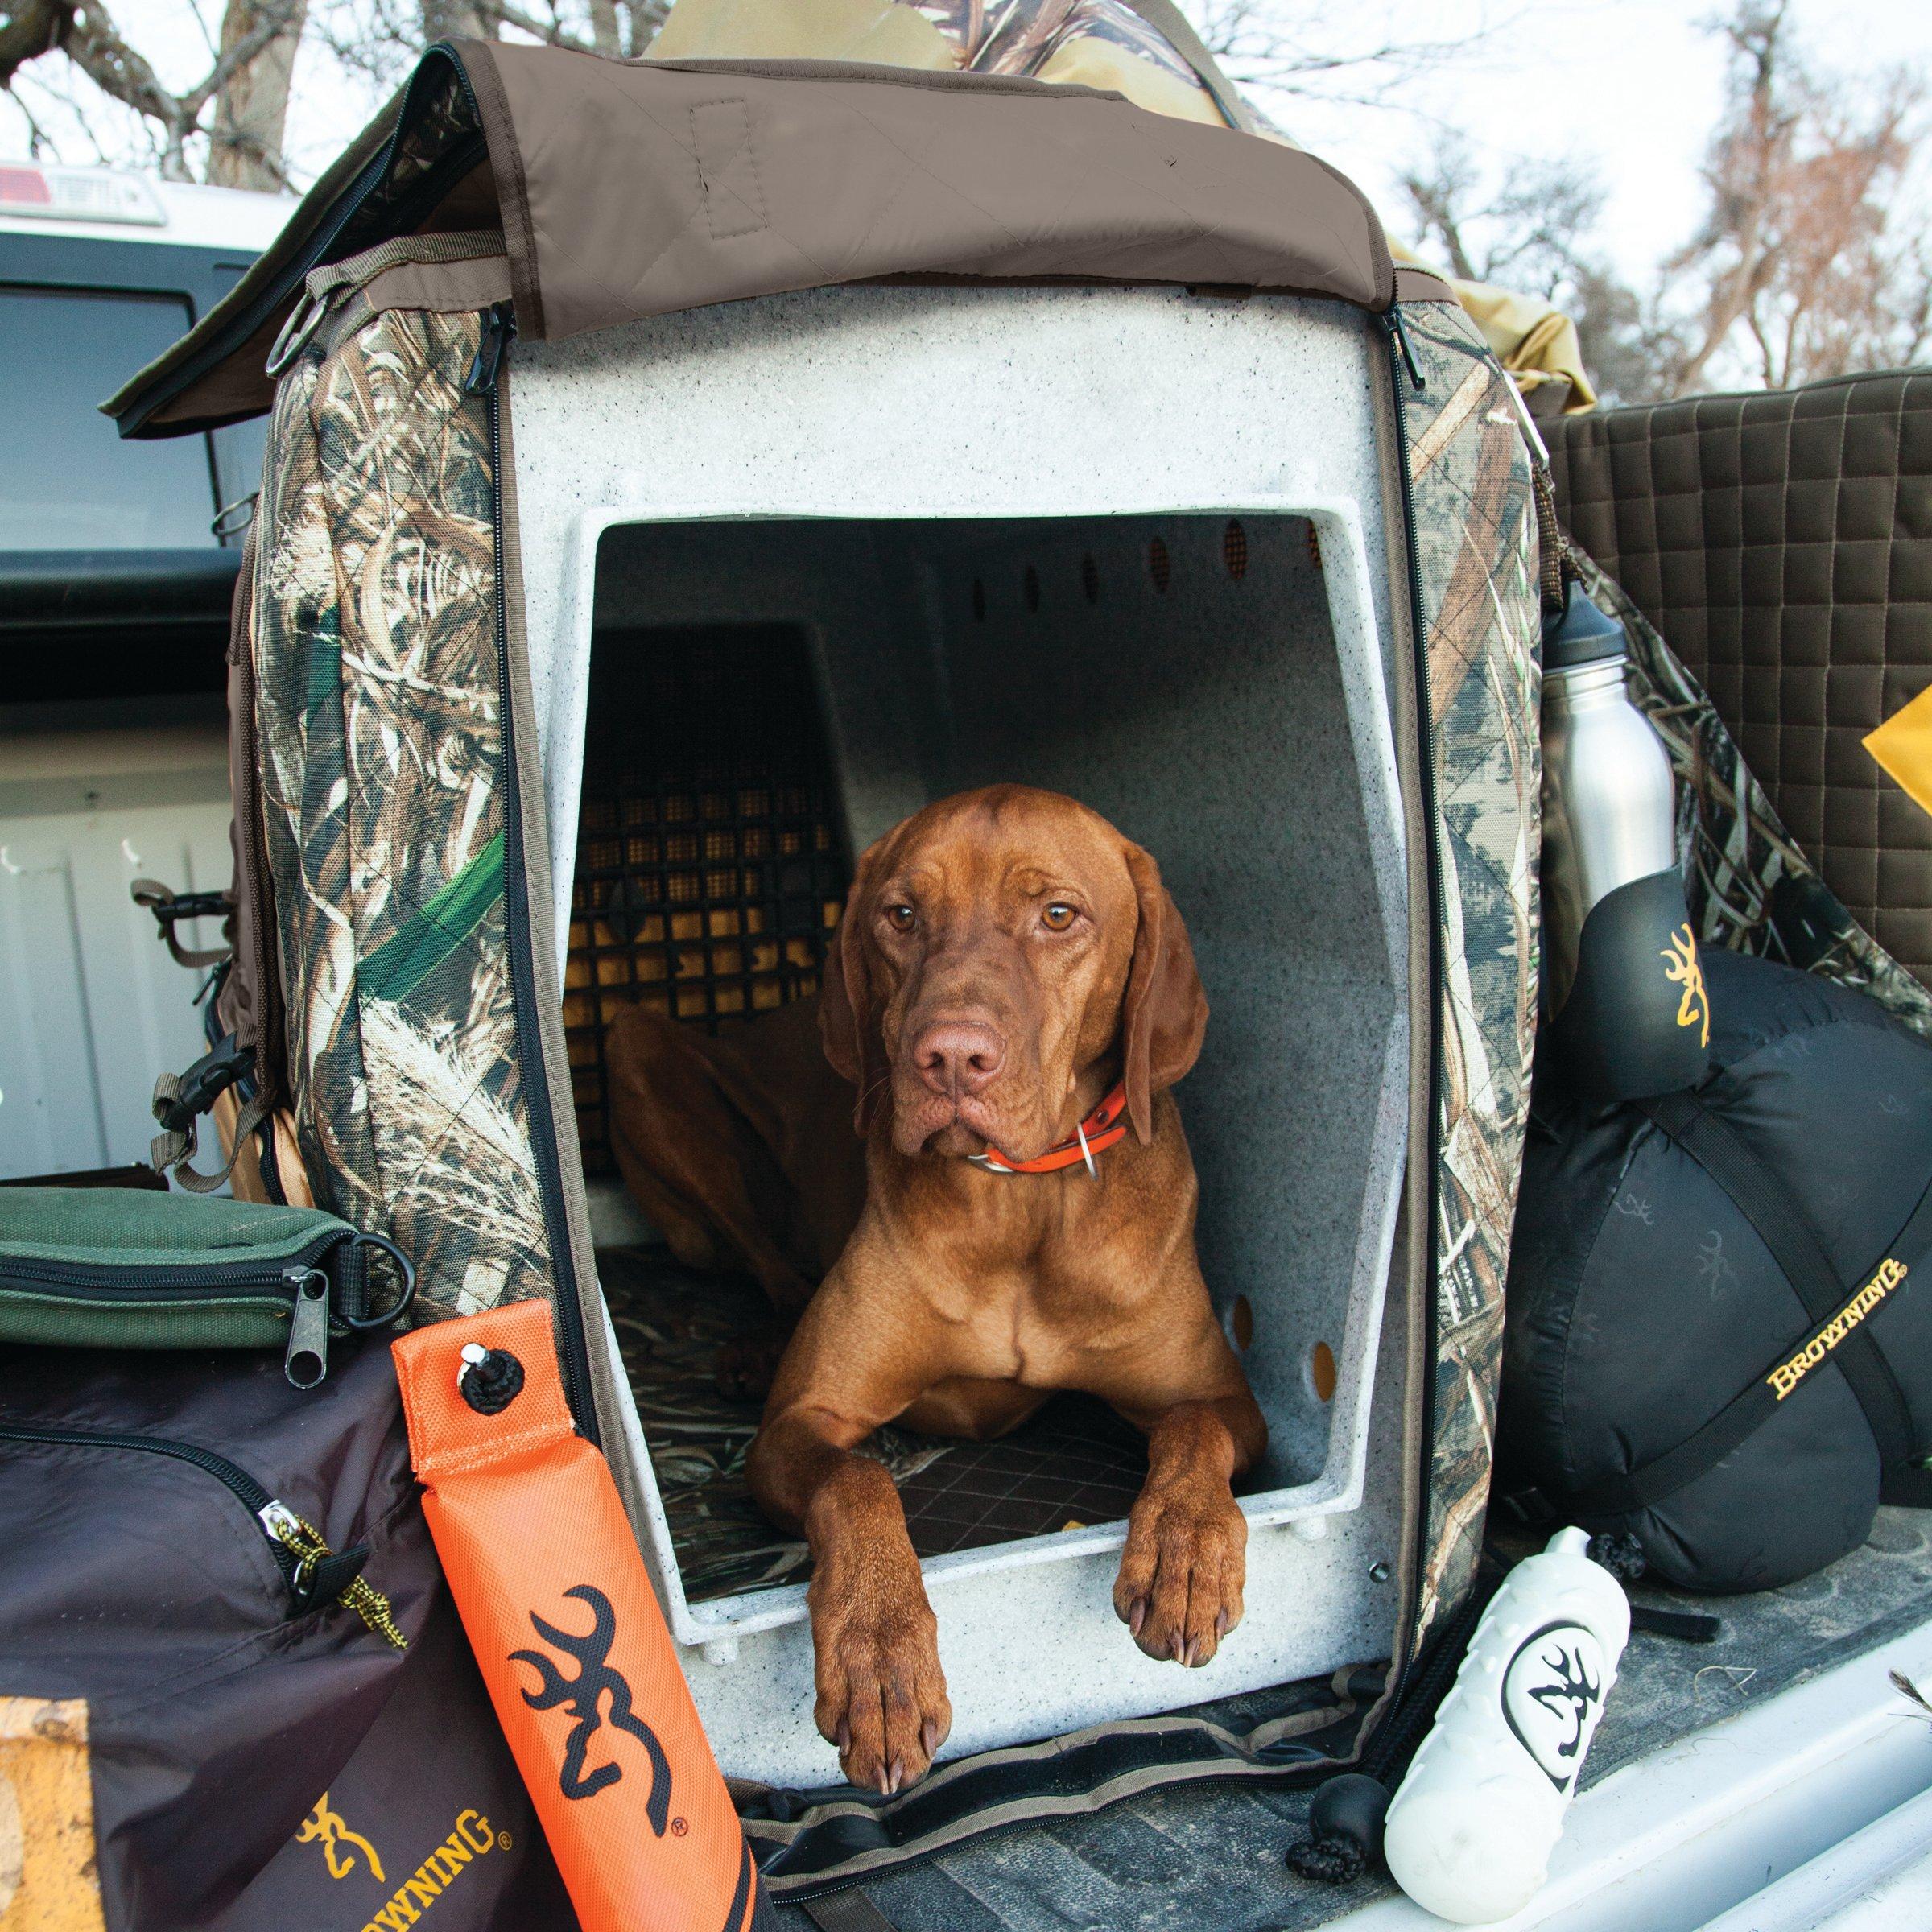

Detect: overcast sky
[1269, 0, 1932, 283]
[10, 0, 1930, 290]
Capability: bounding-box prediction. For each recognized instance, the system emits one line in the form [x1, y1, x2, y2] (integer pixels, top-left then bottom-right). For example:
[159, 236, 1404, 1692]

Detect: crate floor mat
[600, 1246, 1151, 1602]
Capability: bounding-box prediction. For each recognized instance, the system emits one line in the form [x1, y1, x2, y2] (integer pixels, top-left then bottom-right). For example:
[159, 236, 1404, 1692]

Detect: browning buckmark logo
[1501, 1623, 1610, 1797]
[297, 1790, 385, 1882]
[1662, 923, 1711, 1047]
[510, 1583, 673, 1831]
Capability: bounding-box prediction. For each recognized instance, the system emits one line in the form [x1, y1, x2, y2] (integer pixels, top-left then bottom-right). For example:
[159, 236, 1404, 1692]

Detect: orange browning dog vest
[394, 1299, 776, 1932]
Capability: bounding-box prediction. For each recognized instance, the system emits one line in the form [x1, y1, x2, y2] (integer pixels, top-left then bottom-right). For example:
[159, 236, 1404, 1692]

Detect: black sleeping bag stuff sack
[1501, 948, 1932, 1593]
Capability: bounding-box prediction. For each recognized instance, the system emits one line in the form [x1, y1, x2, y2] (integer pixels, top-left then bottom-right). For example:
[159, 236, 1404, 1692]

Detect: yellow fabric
[1864, 683, 1932, 819]
[1390, 239, 1598, 413]
[0, 1696, 108, 1932]
[646, 0, 1599, 411]
[1034, 39, 1225, 126]
[646, 0, 958, 67]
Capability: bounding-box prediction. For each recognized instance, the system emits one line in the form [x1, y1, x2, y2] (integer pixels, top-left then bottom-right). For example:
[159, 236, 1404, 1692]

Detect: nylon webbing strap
[800, 1893, 901, 1932]
[1569, 1093, 1932, 1517]
[1530, 463, 1575, 617]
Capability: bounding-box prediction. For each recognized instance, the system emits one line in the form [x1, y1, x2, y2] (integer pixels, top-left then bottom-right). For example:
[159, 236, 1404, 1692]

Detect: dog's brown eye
[885, 903, 916, 932]
[1042, 902, 1077, 932]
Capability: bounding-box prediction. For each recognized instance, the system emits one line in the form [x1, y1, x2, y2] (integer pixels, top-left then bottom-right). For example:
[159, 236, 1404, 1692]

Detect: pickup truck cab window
[0, 285, 216, 549]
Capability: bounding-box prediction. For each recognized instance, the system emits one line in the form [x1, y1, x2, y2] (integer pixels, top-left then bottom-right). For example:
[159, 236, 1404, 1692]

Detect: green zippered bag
[0, 1188, 414, 1388]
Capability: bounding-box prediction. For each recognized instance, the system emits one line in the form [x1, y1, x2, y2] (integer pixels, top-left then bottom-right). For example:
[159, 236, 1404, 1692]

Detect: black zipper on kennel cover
[465, 282, 598, 1443]
[1373, 302, 1449, 1747]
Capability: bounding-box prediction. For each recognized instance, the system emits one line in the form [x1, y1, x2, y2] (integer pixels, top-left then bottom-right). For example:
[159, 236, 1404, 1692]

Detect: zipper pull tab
[464, 301, 517, 396]
[258, 1497, 320, 1605]
[283, 1266, 332, 1389]
[258, 1501, 407, 1646]
[1386, 304, 1426, 394]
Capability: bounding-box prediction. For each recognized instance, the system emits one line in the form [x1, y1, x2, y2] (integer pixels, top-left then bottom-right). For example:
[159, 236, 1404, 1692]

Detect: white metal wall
[0, 721, 232, 1178]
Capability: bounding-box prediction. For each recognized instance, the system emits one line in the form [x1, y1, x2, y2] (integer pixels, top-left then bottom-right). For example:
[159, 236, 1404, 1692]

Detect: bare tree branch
[0, 0, 72, 93]
[206, 0, 309, 189]
[3, 0, 308, 180]
[184, 0, 303, 120]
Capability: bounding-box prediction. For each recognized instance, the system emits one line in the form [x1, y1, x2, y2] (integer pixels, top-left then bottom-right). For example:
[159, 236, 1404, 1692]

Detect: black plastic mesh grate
[566, 625, 850, 1177]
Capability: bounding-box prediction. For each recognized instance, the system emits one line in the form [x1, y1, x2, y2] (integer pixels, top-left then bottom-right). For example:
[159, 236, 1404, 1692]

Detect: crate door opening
[571, 512, 1408, 1630]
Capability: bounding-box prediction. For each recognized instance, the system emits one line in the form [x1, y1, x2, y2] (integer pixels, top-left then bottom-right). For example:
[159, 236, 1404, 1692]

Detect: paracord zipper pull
[259, 1500, 407, 1649]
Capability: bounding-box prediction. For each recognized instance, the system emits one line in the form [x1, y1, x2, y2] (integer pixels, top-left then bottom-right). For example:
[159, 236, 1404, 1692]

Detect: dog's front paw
[1113, 1480, 1248, 1669]
[808, 1558, 952, 1794]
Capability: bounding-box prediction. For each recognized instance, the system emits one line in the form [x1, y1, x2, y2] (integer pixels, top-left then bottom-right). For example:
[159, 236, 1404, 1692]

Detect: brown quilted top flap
[106, 43, 1418, 441]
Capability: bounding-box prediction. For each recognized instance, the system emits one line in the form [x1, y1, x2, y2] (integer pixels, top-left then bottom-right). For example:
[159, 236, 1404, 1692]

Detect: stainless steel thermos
[1540, 583, 1710, 1100]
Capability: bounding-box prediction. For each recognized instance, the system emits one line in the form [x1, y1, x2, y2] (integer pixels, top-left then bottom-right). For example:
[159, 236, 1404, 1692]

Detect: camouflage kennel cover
[252, 299, 560, 1323]
[105, 33, 1564, 1886]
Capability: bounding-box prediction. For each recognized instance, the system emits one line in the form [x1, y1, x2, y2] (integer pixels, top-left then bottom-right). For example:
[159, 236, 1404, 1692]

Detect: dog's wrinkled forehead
[876, 786, 1137, 923]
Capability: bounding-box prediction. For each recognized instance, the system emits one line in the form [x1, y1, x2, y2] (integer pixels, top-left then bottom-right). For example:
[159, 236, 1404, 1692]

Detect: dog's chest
[939, 1261, 1137, 1387]
[923, 1175, 1160, 1382]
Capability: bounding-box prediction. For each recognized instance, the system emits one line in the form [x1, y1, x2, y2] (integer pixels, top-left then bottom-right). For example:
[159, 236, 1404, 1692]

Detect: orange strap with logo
[393, 1299, 775, 1932]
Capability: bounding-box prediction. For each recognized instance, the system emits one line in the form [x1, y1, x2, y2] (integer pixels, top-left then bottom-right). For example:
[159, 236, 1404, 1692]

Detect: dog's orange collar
[968, 1084, 1130, 1176]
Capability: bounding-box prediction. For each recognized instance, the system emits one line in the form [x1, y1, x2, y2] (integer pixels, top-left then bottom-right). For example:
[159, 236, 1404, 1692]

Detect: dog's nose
[913, 1021, 1005, 1097]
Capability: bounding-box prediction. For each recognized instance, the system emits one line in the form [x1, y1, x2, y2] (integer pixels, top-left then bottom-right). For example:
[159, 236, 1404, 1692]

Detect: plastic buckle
[151, 1032, 253, 1134]
[138, 886, 229, 932]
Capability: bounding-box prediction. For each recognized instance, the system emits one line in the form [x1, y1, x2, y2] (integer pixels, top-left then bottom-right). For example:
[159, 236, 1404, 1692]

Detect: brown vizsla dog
[605, 993, 862, 1397]
[745, 785, 1266, 1794]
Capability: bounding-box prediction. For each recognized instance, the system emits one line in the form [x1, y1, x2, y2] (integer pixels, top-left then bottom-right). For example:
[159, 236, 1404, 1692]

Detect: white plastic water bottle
[1381, 1528, 1630, 1924]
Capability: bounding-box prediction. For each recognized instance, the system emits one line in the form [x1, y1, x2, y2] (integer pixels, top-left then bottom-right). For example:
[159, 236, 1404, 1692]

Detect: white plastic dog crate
[509, 282, 1413, 1784]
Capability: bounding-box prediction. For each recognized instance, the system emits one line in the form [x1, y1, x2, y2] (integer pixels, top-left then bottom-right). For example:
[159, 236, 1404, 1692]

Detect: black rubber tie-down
[1587, 1532, 1647, 1583]
[1285, 1773, 1389, 1886]
[460, 1347, 525, 1415]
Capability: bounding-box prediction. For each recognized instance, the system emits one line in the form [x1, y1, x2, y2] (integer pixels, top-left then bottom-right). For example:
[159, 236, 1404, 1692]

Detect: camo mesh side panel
[1578, 551, 1932, 1040]
[254, 303, 553, 1317]
[1402, 304, 1542, 1643]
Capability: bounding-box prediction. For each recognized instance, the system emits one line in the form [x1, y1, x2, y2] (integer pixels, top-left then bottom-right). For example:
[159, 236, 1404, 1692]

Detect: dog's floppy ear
[1121, 840, 1208, 1144]
[819, 836, 890, 1137]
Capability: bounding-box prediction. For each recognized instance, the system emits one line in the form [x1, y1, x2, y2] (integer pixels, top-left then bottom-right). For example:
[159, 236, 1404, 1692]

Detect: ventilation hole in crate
[1229, 1294, 1255, 1352]
[1081, 554, 1100, 604]
[1309, 1340, 1337, 1402]
[1148, 535, 1170, 593]
[1023, 564, 1041, 613]
[1307, 523, 1323, 571]
[972, 578, 986, 621]
[568, 624, 850, 1178]
[1223, 519, 1249, 580]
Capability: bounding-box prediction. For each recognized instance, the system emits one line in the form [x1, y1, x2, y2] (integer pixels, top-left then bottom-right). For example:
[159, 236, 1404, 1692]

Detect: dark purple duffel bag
[0, 1335, 574, 1931]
